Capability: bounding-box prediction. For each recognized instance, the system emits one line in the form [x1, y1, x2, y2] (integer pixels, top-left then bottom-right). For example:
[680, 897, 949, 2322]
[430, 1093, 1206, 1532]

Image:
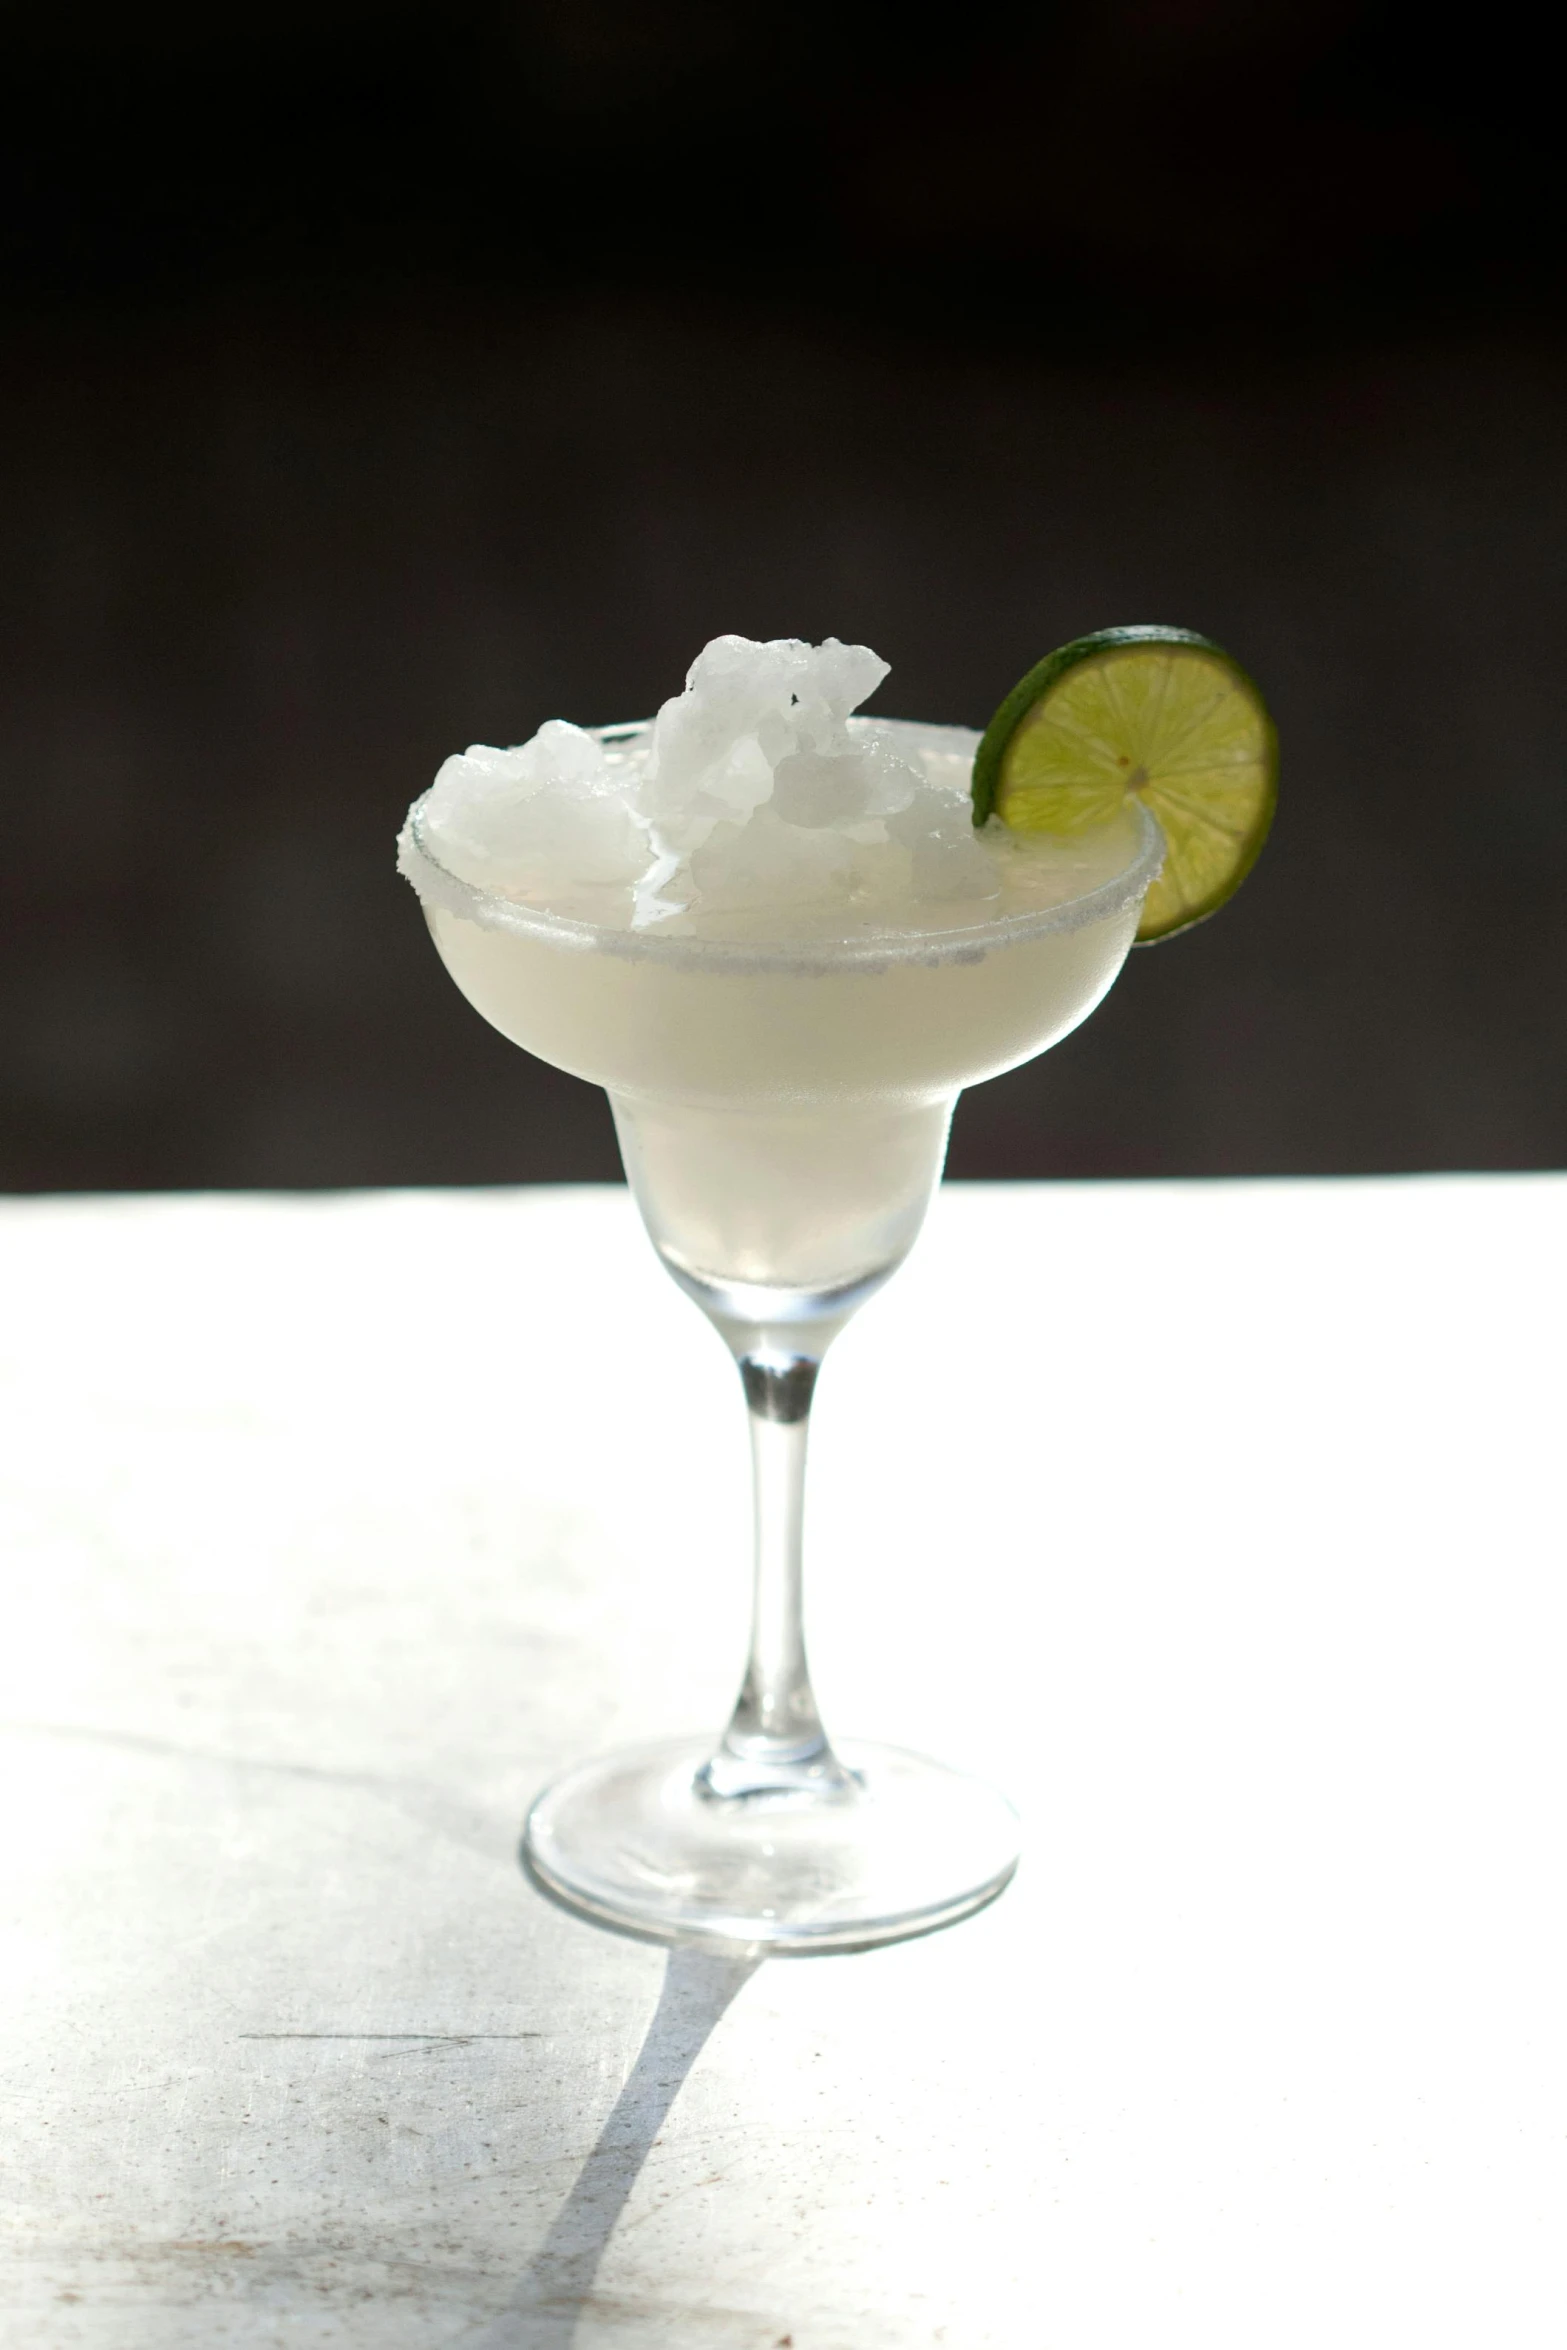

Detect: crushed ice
[410, 634, 1003, 935]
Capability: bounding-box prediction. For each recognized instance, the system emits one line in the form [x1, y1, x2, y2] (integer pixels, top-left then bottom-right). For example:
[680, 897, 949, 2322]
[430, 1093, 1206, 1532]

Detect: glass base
[522, 1737, 1020, 1953]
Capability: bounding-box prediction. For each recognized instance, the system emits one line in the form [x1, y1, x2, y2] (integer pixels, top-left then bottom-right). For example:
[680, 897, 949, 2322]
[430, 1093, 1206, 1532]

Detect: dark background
[3, 0, 1564, 1192]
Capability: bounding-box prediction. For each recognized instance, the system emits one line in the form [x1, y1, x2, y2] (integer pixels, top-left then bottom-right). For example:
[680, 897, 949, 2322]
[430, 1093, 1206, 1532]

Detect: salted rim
[397, 718, 1165, 974]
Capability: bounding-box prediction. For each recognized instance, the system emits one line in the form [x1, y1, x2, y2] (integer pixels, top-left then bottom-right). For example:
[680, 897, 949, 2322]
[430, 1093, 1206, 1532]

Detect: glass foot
[522, 1737, 1020, 1953]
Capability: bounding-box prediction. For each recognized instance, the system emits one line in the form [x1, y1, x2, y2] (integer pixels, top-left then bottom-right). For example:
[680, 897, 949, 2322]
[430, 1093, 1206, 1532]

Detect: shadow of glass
[466, 1947, 759, 2348]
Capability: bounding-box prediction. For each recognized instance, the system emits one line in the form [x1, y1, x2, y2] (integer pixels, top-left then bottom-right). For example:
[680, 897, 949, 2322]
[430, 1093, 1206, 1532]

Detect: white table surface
[3, 1177, 1565, 2349]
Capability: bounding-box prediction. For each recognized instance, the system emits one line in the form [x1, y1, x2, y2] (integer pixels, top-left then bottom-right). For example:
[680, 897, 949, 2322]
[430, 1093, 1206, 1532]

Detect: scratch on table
[4, 1719, 507, 1860]
[5, 1717, 431, 1793]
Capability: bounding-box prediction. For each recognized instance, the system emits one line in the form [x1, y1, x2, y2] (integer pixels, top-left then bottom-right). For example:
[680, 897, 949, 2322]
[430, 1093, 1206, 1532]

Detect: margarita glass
[402, 717, 1162, 1950]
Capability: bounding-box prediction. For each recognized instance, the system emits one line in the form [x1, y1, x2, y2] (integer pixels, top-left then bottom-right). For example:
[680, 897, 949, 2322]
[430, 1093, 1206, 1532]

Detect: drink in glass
[401, 639, 1162, 1949]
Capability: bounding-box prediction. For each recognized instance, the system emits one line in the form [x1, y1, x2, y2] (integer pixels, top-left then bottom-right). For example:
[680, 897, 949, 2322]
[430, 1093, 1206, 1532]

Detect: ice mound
[406, 634, 1004, 938]
[417, 721, 648, 901]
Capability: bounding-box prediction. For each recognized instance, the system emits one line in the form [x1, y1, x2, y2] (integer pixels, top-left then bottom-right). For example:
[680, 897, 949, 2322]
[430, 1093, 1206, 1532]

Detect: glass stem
[701, 1349, 855, 1802]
